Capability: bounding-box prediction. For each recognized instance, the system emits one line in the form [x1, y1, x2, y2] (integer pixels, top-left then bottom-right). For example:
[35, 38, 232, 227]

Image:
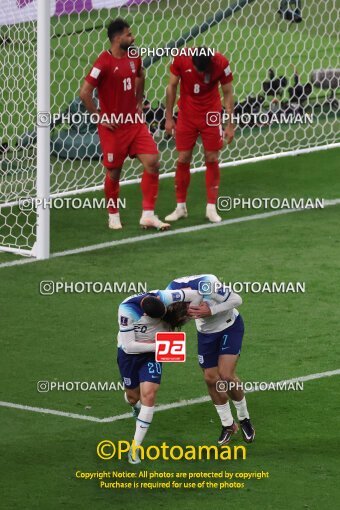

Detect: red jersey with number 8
[170, 51, 233, 115]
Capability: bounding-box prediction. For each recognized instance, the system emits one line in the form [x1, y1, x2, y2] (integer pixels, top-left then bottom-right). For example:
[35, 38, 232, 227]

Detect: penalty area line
[1, 369, 339, 423]
[1, 198, 340, 269]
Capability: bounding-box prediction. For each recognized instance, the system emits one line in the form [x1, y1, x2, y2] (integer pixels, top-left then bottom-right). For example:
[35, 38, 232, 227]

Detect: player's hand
[101, 121, 118, 131]
[223, 124, 235, 145]
[188, 302, 212, 319]
[165, 118, 176, 136]
[224, 124, 234, 144]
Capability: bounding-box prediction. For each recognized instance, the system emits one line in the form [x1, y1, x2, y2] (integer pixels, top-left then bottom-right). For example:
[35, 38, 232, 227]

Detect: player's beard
[120, 42, 132, 51]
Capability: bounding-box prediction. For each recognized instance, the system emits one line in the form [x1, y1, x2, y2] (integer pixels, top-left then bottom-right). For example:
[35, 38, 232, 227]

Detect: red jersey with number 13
[85, 50, 142, 117]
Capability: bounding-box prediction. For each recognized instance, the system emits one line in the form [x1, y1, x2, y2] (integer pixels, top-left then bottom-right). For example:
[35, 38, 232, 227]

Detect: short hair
[192, 48, 212, 72]
[141, 296, 166, 319]
[107, 18, 130, 42]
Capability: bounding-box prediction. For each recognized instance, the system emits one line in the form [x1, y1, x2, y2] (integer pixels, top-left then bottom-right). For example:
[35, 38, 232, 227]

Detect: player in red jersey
[79, 18, 170, 231]
[165, 48, 234, 223]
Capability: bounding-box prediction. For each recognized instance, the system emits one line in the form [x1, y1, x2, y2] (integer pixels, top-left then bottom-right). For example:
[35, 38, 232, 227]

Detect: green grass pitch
[1, 149, 340, 508]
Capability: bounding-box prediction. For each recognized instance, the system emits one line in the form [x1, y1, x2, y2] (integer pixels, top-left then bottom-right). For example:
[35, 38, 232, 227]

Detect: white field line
[1, 369, 339, 423]
[1, 198, 340, 270]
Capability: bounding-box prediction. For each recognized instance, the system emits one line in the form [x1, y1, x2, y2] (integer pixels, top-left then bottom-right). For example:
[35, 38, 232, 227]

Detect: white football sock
[206, 203, 217, 212]
[214, 402, 234, 427]
[109, 212, 120, 219]
[177, 202, 186, 209]
[133, 405, 155, 446]
[232, 397, 250, 420]
[142, 210, 154, 218]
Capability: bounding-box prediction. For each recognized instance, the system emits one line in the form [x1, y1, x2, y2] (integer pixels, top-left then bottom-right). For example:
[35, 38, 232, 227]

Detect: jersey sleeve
[209, 290, 242, 315]
[170, 56, 181, 76]
[218, 55, 233, 85]
[118, 303, 155, 353]
[85, 53, 107, 87]
[156, 289, 201, 306]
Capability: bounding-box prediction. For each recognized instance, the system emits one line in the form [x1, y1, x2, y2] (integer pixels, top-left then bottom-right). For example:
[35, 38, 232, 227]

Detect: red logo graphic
[155, 332, 186, 362]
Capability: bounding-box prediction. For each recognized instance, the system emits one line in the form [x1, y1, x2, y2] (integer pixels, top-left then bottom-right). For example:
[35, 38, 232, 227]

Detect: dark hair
[192, 48, 212, 72]
[163, 302, 189, 330]
[141, 296, 166, 319]
[107, 18, 130, 42]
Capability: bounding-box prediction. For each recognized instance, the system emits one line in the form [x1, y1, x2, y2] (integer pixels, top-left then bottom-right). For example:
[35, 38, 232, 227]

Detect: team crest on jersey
[198, 355, 204, 364]
[129, 61, 136, 73]
[108, 153, 114, 162]
[171, 291, 182, 302]
[204, 73, 211, 83]
[120, 316, 128, 326]
[123, 377, 131, 386]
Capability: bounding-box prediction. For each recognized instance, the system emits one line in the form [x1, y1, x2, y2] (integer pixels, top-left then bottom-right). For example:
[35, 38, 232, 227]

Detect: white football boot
[206, 203, 222, 223]
[139, 212, 170, 231]
[108, 213, 122, 230]
[165, 204, 188, 222]
[128, 446, 141, 465]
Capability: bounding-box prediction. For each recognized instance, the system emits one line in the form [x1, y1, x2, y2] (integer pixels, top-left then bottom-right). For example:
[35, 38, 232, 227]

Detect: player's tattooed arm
[165, 72, 180, 135]
[221, 82, 235, 144]
[135, 66, 145, 113]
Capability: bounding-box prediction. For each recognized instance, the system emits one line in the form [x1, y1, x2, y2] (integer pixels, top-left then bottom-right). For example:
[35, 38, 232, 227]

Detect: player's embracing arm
[165, 58, 181, 135]
[118, 305, 155, 354]
[219, 56, 234, 144]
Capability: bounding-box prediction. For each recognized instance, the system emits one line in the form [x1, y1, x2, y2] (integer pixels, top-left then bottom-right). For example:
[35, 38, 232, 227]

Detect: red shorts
[175, 110, 223, 152]
[98, 122, 158, 168]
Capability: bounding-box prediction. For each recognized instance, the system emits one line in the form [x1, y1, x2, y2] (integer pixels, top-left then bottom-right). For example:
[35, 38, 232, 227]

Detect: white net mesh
[0, 0, 339, 255]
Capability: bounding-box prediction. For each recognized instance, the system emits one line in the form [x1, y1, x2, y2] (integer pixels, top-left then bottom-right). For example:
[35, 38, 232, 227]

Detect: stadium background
[1, 0, 340, 508]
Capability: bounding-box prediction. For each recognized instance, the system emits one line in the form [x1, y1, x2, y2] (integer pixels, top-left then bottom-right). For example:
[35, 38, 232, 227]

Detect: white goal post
[0, 0, 339, 259]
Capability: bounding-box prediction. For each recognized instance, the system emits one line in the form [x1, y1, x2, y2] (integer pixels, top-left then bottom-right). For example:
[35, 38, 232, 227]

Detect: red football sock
[104, 170, 120, 214]
[175, 162, 191, 203]
[205, 161, 220, 204]
[141, 170, 159, 211]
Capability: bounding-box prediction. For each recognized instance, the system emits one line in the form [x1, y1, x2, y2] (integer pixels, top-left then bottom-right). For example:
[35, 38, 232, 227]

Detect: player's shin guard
[175, 162, 191, 203]
[141, 171, 159, 211]
[232, 397, 250, 421]
[104, 170, 120, 214]
[205, 161, 220, 204]
[214, 402, 234, 427]
[133, 405, 155, 446]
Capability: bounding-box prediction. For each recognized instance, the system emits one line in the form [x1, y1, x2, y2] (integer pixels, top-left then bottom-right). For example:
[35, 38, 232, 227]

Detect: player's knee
[140, 387, 157, 406]
[144, 156, 160, 174]
[218, 372, 235, 384]
[204, 371, 220, 386]
[106, 168, 121, 181]
[178, 153, 192, 164]
[205, 154, 218, 164]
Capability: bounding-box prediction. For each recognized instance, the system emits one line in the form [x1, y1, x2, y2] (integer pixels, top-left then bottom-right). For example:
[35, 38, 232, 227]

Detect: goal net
[0, 0, 339, 257]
